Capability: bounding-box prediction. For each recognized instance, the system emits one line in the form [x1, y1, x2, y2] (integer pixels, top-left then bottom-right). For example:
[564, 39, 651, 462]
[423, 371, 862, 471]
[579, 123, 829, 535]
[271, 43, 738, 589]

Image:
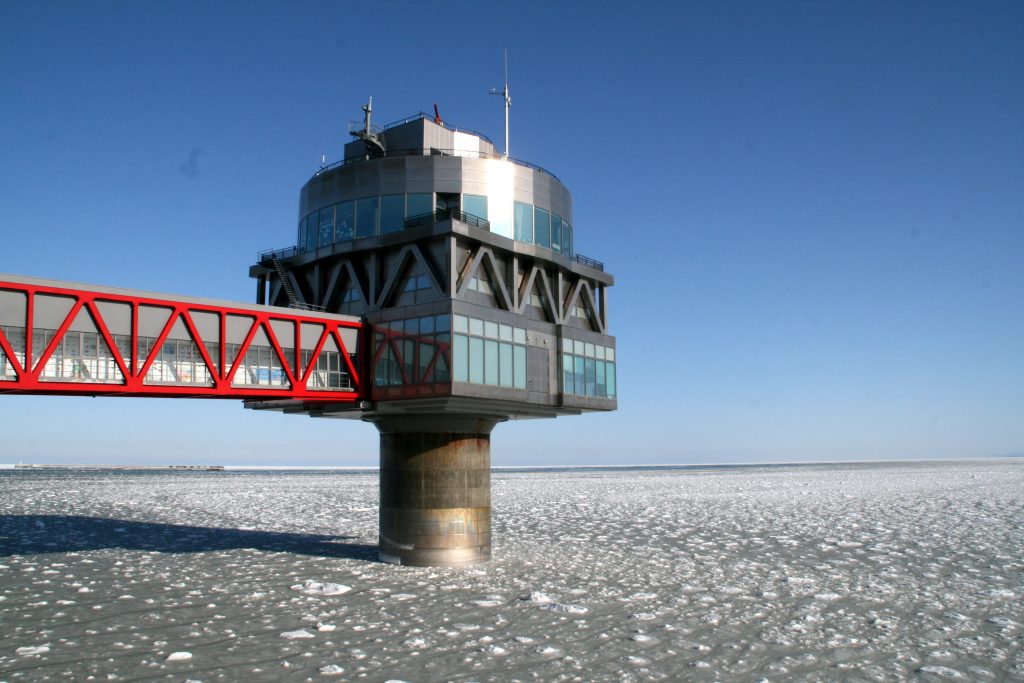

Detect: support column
[370, 415, 500, 567]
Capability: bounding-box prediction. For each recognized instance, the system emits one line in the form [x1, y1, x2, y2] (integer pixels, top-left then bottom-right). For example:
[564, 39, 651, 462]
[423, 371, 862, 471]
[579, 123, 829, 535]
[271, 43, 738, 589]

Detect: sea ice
[290, 579, 351, 596]
[15, 645, 50, 655]
[165, 651, 192, 662]
[280, 629, 315, 639]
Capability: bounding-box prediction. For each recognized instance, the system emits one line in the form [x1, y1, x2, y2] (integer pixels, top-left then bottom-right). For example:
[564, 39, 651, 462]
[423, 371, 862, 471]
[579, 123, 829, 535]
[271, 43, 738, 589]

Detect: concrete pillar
[370, 415, 500, 567]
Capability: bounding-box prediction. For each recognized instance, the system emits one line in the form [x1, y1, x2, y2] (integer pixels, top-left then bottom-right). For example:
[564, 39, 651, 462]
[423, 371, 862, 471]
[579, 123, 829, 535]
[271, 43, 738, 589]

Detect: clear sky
[1, 1, 1021, 466]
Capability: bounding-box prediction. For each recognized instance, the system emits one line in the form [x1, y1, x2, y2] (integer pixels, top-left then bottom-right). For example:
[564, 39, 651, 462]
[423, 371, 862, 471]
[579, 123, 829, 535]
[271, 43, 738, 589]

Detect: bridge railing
[0, 275, 367, 403]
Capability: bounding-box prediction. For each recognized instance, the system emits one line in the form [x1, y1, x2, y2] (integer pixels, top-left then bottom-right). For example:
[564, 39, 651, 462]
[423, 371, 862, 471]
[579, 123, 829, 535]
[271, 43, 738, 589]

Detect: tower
[250, 104, 616, 566]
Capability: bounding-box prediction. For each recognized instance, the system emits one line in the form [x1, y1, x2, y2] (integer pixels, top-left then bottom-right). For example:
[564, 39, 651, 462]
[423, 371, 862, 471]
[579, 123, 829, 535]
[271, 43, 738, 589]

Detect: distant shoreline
[1, 455, 1020, 473]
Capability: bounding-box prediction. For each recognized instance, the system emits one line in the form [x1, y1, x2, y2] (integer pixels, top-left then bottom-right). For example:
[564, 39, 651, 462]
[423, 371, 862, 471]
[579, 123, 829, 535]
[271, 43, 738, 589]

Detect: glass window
[406, 193, 432, 220]
[469, 337, 484, 384]
[513, 327, 526, 345]
[298, 220, 308, 250]
[534, 207, 551, 249]
[356, 197, 378, 238]
[551, 213, 562, 253]
[563, 221, 572, 257]
[335, 201, 354, 241]
[574, 356, 585, 396]
[453, 334, 468, 382]
[606, 346, 615, 362]
[304, 214, 318, 251]
[585, 342, 595, 358]
[484, 321, 499, 339]
[499, 324, 512, 342]
[469, 317, 484, 337]
[607, 361, 616, 398]
[499, 342, 513, 388]
[514, 201, 533, 242]
[380, 194, 404, 234]
[454, 314, 468, 334]
[585, 357, 597, 397]
[318, 206, 334, 245]
[464, 194, 488, 220]
[563, 353, 574, 394]
[514, 345, 527, 389]
[596, 360, 607, 398]
[435, 314, 450, 335]
[484, 339, 498, 385]
[574, 340, 585, 355]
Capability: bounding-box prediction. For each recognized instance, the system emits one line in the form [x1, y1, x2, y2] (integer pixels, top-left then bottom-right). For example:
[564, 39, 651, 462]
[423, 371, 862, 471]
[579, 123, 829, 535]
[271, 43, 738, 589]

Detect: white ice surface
[1, 460, 1022, 681]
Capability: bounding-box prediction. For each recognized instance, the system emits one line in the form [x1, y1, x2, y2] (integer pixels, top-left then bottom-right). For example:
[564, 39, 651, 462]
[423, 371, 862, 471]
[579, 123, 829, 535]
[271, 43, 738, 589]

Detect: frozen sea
[1, 460, 1022, 682]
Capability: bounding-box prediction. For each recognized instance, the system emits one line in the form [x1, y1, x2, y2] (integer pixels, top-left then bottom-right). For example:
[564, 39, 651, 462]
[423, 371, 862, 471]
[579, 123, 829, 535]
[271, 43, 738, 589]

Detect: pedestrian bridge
[0, 274, 365, 402]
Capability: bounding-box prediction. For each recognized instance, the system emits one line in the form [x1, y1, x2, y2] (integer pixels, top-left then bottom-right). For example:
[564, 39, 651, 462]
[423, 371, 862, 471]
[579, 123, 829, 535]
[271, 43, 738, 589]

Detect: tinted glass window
[534, 207, 551, 248]
[464, 194, 488, 220]
[335, 201, 354, 241]
[380, 195, 404, 234]
[356, 197, 378, 238]
[514, 202, 533, 242]
[406, 193, 432, 220]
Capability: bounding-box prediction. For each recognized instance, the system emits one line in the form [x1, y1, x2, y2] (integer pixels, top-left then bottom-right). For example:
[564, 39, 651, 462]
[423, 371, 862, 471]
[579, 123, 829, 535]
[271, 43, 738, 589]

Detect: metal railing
[313, 146, 559, 183]
[258, 245, 305, 264]
[574, 253, 604, 272]
[404, 209, 490, 231]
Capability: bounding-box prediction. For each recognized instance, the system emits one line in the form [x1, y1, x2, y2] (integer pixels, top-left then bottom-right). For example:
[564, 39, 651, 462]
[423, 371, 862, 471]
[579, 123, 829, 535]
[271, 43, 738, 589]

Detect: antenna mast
[490, 48, 511, 158]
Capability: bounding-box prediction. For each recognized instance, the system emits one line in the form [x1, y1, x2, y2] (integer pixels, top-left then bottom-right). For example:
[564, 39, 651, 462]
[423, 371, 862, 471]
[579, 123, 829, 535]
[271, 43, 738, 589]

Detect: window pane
[453, 334, 469, 382]
[563, 221, 572, 256]
[380, 194, 404, 234]
[484, 339, 498, 385]
[469, 317, 484, 337]
[514, 345, 527, 389]
[464, 194, 488, 220]
[585, 357, 597, 397]
[454, 314, 468, 334]
[499, 342, 513, 388]
[304, 214, 318, 251]
[513, 327, 526, 345]
[596, 360, 607, 398]
[318, 206, 335, 245]
[499, 324, 512, 342]
[469, 337, 484, 384]
[607, 361, 616, 398]
[514, 201, 533, 242]
[356, 197, 378, 238]
[534, 207, 551, 248]
[435, 314, 450, 335]
[484, 321, 499, 339]
[574, 356, 585, 395]
[335, 201, 354, 241]
[406, 193, 432, 219]
[551, 213, 562, 253]
[563, 353, 574, 394]
[606, 347, 615, 362]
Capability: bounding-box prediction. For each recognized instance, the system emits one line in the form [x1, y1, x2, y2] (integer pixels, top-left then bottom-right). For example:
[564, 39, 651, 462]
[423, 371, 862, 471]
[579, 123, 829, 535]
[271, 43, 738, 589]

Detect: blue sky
[1, 0, 1021, 466]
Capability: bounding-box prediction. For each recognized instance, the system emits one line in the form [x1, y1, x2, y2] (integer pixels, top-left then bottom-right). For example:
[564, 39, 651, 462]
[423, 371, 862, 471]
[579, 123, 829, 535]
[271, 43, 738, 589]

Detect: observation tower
[249, 101, 617, 566]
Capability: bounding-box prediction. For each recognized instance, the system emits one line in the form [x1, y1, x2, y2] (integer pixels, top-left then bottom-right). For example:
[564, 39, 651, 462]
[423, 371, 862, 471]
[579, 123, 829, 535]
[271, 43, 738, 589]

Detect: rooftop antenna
[489, 48, 511, 158]
[350, 96, 386, 157]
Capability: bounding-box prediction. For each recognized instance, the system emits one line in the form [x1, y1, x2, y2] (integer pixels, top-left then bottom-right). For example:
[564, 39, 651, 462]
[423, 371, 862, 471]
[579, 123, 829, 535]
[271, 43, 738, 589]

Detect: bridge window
[562, 339, 615, 399]
[0, 325, 26, 380]
[452, 314, 526, 389]
[372, 314, 451, 389]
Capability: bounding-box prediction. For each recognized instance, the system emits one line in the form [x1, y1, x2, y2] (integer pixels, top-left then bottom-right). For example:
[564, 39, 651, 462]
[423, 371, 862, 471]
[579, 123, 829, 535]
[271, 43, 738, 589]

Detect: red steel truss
[0, 277, 365, 402]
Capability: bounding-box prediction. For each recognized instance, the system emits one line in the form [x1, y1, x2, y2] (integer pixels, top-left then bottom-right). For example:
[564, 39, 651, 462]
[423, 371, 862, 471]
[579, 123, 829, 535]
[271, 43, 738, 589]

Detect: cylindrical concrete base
[370, 416, 500, 567]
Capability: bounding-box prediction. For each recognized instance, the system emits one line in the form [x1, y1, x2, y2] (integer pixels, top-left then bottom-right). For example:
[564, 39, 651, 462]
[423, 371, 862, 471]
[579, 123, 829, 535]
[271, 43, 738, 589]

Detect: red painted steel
[0, 278, 365, 402]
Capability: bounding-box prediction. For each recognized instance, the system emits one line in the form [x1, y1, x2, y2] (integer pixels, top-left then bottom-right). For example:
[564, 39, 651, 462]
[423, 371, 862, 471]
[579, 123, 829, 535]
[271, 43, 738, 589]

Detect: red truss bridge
[0, 275, 366, 402]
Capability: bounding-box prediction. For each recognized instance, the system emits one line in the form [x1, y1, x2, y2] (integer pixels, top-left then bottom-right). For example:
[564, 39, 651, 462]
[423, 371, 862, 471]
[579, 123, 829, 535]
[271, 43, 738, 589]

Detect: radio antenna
[489, 48, 511, 158]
